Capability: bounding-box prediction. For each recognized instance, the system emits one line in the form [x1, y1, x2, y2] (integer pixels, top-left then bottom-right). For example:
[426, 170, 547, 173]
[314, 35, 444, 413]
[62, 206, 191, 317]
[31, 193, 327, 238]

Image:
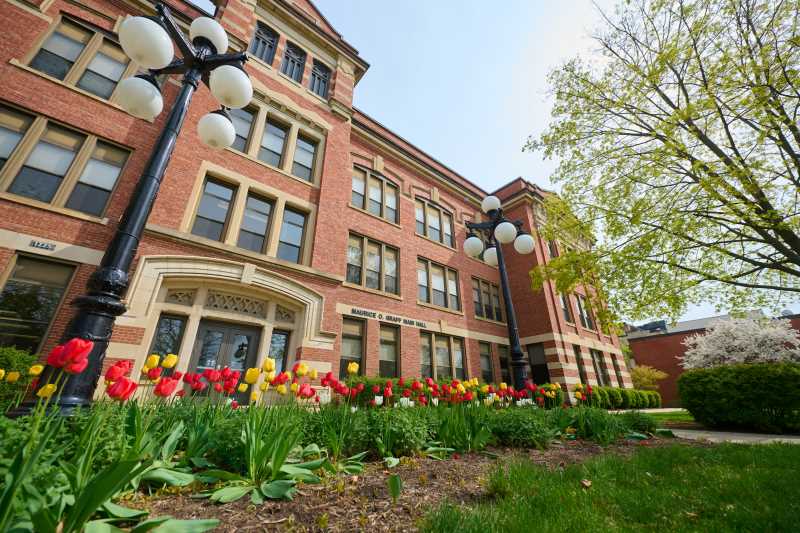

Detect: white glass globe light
[115, 76, 163, 120]
[481, 195, 501, 213]
[209, 65, 253, 109]
[190, 17, 228, 54]
[484, 246, 498, 267]
[198, 112, 235, 149]
[119, 17, 173, 69]
[494, 221, 517, 244]
[514, 233, 535, 255]
[464, 235, 484, 257]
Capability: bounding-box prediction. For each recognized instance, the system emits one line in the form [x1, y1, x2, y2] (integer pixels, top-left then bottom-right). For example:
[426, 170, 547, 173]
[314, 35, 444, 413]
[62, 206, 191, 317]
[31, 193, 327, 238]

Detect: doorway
[191, 320, 262, 378]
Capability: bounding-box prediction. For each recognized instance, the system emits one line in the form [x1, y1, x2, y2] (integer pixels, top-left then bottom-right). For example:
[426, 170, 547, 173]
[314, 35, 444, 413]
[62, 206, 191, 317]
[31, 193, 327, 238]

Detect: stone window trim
[471, 277, 505, 323]
[417, 257, 461, 313]
[22, 14, 137, 103]
[414, 197, 456, 249]
[181, 162, 317, 267]
[224, 95, 326, 187]
[420, 331, 466, 381]
[345, 231, 400, 296]
[351, 164, 401, 225]
[0, 102, 131, 220]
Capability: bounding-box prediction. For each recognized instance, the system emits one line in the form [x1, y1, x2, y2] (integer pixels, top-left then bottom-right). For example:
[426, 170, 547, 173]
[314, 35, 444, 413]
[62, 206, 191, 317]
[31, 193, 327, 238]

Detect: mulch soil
[127, 437, 704, 532]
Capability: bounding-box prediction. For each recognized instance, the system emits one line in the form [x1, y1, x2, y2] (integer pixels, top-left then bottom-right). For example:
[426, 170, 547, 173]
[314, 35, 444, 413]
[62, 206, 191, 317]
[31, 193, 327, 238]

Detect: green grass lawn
[646, 410, 696, 425]
[422, 443, 800, 532]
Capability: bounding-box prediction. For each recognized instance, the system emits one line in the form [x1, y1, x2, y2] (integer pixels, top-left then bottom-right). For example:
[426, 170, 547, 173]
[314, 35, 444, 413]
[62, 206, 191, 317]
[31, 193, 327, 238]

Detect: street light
[464, 195, 535, 391]
[15, 3, 253, 415]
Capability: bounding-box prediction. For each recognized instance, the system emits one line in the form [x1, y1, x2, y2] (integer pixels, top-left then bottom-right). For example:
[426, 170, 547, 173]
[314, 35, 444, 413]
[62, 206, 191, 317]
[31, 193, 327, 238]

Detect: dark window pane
[192, 180, 235, 241]
[258, 121, 287, 167]
[30, 49, 73, 80]
[76, 70, 116, 98]
[237, 194, 272, 252]
[527, 343, 550, 384]
[277, 208, 305, 263]
[230, 108, 255, 152]
[9, 166, 63, 202]
[269, 330, 290, 373]
[346, 264, 361, 284]
[149, 315, 186, 357]
[574, 345, 588, 384]
[238, 231, 264, 253]
[280, 42, 306, 82]
[250, 23, 278, 64]
[64, 183, 110, 216]
[0, 256, 74, 353]
[309, 59, 330, 98]
[291, 136, 316, 181]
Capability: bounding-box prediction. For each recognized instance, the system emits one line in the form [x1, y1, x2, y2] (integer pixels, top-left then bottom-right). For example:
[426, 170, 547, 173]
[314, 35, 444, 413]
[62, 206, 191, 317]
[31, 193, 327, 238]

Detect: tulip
[0, 369, 4, 380]
[499, 382, 508, 390]
[176, 389, 185, 398]
[28, 364, 44, 376]
[145, 354, 160, 369]
[161, 353, 178, 369]
[204, 369, 222, 383]
[107, 376, 137, 401]
[6, 371, 20, 383]
[36, 383, 57, 398]
[250, 391, 259, 402]
[575, 391, 583, 400]
[147, 367, 162, 381]
[290, 382, 299, 393]
[262, 357, 276, 373]
[293, 362, 308, 377]
[347, 361, 359, 375]
[259, 382, 268, 392]
[310, 368, 318, 380]
[276, 384, 287, 395]
[106, 360, 132, 382]
[191, 381, 206, 391]
[265, 370, 276, 382]
[372, 384, 381, 394]
[213, 383, 223, 393]
[231, 400, 239, 409]
[238, 382, 248, 393]
[154, 377, 179, 397]
[221, 366, 233, 380]
[244, 367, 260, 385]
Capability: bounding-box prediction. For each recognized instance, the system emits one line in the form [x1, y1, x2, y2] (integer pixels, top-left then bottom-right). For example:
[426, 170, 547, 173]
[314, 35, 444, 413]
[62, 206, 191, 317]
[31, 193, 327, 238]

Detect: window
[249, 22, 278, 65]
[351, 167, 398, 223]
[340, 318, 364, 379]
[0, 255, 74, 353]
[30, 20, 131, 99]
[258, 119, 288, 167]
[0, 106, 129, 217]
[472, 278, 504, 322]
[548, 240, 559, 258]
[345, 233, 399, 295]
[498, 345, 511, 385]
[277, 208, 306, 263]
[414, 198, 455, 247]
[309, 59, 331, 98]
[291, 135, 316, 181]
[269, 330, 291, 374]
[191, 179, 235, 242]
[149, 314, 187, 375]
[576, 295, 595, 330]
[590, 349, 610, 386]
[527, 343, 550, 385]
[559, 293, 574, 323]
[610, 354, 625, 387]
[417, 259, 460, 310]
[230, 108, 255, 153]
[379, 324, 399, 377]
[479, 342, 493, 383]
[421, 332, 465, 380]
[280, 42, 306, 83]
[573, 345, 588, 384]
[237, 193, 273, 253]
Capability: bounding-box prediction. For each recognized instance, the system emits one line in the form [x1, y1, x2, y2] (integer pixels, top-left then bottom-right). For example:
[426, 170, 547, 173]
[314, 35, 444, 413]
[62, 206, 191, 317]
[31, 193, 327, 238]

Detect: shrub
[570, 407, 626, 445]
[367, 407, 430, 457]
[647, 391, 662, 408]
[630, 365, 669, 390]
[620, 388, 636, 409]
[618, 410, 657, 434]
[607, 387, 624, 408]
[487, 408, 556, 449]
[597, 387, 611, 409]
[678, 363, 800, 432]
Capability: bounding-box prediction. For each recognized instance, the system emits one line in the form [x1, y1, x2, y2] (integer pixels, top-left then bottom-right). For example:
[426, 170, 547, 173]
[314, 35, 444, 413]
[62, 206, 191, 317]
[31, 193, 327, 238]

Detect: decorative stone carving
[165, 289, 196, 306]
[275, 305, 295, 323]
[205, 290, 267, 318]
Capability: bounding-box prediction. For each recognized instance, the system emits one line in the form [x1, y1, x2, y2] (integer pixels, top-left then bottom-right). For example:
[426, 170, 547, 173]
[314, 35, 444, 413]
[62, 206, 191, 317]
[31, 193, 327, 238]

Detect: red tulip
[425, 377, 434, 387]
[231, 400, 239, 409]
[372, 384, 380, 394]
[385, 380, 394, 389]
[65, 356, 88, 375]
[356, 382, 365, 392]
[107, 376, 137, 401]
[30, 377, 39, 390]
[464, 391, 474, 401]
[154, 377, 179, 397]
[105, 360, 132, 382]
[191, 380, 206, 391]
[220, 366, 233, 380]
[213, 383, 223, 393]
[418, 395, 428, 405]
[172, 371, 183, 381]
[384, 387, 392, 398]
[176, 389, 186, 398]
[411, 380, 422, 391]
[47, 338, 93, 370]
[147, 367, 162, 380]
[314, 396, 320, 403]
[402, 388, 411, 398]
[203, 369, 222, 383]
[398, 377, 405, 387]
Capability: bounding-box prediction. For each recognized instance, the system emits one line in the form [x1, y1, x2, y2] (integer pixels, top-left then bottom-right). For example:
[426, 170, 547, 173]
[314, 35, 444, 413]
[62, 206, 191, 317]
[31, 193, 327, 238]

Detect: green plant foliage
[0, 346, 38, 410]
[618, 411, 657, 434]
[678, 363, 800, 432]
[487, 409, 559, 450]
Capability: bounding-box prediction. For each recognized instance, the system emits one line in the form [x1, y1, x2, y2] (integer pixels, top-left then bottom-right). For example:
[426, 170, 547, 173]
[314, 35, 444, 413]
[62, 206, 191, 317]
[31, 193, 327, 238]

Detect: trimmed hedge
[588, 386, 660, 409]
[678, 363, 800, 433]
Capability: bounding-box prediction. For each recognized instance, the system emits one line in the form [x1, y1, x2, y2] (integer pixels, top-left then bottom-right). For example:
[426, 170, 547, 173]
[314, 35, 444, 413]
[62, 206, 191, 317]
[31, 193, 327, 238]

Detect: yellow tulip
[28, 364, 44, 376]
[161, 354, 178, 369]
[310, 368, 318, 380]
[276, 384, 287, 395]
[265, 370, 276, 382]
[36, 383, 57, 398]
[499, 382, 508, 390]
[262, 357, 276, 373]
[457, 384, 466, 394]
[250, 391, 259, 403]
[575, 391, 583, 399]
[244, 367, 260, 385]
[141, 365, 151, 374]
[145, 354, 160, 369]
[238, 383, 248, 393]
[295, 362, 308, 377]
[347, 361, 359, 375]
[481, 384, 489, 394]
[259, 382, 268, 392]
[0, 368, 5, 381]
[6, 371, 20, 383]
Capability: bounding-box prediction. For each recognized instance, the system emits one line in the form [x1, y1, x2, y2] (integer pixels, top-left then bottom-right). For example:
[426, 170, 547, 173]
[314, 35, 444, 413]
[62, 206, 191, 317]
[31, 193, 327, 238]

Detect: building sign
[338, 304, 429, 330]
[29, 239, 56, 251]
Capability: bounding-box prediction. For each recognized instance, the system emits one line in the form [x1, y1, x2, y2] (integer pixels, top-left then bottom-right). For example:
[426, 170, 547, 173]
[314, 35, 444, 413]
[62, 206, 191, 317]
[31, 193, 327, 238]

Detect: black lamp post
[464, 195, 536, 391]
[13, 3, 253, 415]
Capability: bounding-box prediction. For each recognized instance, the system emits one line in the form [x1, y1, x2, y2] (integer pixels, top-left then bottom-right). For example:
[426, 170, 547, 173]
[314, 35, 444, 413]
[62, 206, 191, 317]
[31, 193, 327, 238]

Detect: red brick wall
[627, 331, 699, 406]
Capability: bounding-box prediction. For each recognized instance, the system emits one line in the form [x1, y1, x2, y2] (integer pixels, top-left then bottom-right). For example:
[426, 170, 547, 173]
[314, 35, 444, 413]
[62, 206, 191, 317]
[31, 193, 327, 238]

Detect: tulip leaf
[280, 465, 321, 484]
[209, 485, 253, 503]
[131, 516, 172, 532]
[342, 462, 364, 474]
[142, 468, 195, 487]
[147, 519, 220, 532]
[384, 457, 400, 468]
[387, 474, 403, 504]
[302, 443, 322, 458]
[347, 451, 369, 462]
[102, 501, 149, 519]
[198, 469, 244, 481]
[85, 519, 126, 533]
[260, 479, 297, 500]
[289, 457, 328, 471]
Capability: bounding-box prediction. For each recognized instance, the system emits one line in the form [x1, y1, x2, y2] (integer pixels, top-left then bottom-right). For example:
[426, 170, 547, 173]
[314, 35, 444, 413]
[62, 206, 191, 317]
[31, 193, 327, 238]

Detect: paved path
[612, 408, 686, 414]
[672, 429, 800, 444]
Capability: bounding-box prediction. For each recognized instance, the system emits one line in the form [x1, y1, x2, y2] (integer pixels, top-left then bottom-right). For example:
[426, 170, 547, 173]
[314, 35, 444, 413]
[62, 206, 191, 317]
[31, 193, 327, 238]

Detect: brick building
[0, 0, 630, 399]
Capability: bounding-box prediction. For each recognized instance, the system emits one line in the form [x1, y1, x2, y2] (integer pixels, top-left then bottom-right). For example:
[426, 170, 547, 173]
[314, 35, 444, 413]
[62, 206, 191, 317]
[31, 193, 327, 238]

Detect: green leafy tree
[630, 365, 669, 391]
[528, 0, 800, 321]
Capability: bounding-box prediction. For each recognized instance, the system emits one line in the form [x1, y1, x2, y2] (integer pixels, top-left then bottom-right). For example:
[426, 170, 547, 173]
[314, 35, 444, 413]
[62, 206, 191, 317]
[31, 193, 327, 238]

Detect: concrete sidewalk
[672, 429, 800, 444]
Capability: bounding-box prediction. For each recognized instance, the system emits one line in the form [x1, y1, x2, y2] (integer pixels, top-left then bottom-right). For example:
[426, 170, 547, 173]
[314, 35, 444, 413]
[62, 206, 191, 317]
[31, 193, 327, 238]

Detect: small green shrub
[678, 363, 800, 433]
[367, 407, 430, 457]
[0, 346, 37, 409]
[621, 388, 636, 409]
[571, 407, 626, 445]
[607, 387, 624, 408]
[487, 408, 556, 449]
[618, 411, 657, 434]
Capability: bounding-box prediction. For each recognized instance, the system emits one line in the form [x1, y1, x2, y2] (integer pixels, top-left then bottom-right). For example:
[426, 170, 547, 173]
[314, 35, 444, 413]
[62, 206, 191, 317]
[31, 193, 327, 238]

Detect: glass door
[191, 320, 261, 402]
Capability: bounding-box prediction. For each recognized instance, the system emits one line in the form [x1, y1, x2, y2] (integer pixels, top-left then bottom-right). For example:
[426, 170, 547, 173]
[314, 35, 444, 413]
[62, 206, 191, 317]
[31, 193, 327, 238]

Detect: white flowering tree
[681, 318, 800, 369]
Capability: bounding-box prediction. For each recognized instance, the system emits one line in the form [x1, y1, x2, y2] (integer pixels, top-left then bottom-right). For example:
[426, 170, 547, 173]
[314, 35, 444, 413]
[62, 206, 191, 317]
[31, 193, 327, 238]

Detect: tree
[528, 0, 800, 321]
[630, 364, 669, 390]
[681, 317, 800, 368]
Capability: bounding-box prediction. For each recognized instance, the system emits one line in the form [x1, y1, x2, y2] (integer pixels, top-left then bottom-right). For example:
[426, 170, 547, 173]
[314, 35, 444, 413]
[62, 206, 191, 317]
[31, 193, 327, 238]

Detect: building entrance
[190, 320, 262, 378]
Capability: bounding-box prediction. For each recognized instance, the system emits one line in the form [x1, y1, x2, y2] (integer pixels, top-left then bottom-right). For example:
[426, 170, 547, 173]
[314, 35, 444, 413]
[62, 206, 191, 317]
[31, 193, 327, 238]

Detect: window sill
[278, 70, 305, 90]
[223, 147, 319, 189]
[415, 232, 457, 253]
[9, 58, 148, 122]
[348, 204, 402, 229]
[417, 300, 464, 317]
[0, 192, 110, 225]
[342, 281, 403, 301]
[246, 53, 275, 72]
[474, 315, 506, 326]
